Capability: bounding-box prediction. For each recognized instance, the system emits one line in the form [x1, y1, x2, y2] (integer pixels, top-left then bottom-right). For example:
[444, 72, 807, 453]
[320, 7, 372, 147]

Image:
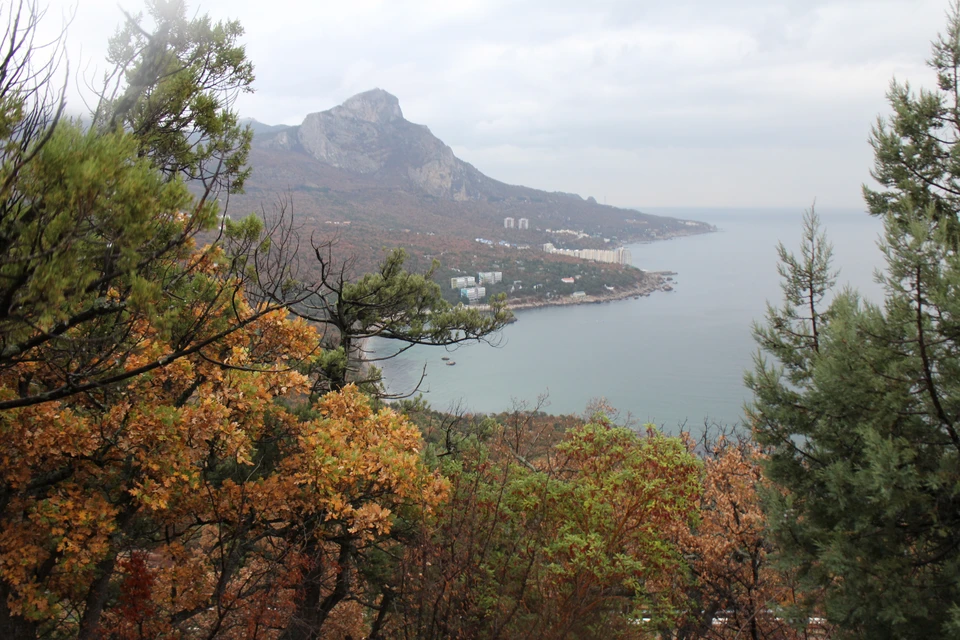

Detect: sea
[373, 208, 887, 433]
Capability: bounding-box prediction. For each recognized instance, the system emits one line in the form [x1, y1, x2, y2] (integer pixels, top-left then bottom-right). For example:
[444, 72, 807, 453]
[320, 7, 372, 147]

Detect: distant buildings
[478, 271, 502, 285]
[460, 286, 486, 303]
[542, 243, 633, 266]
[450, 276, 477, 289]
[504, 217, 515, 229]
[518, 217, 529, 230]
[546, 228, 589, 239]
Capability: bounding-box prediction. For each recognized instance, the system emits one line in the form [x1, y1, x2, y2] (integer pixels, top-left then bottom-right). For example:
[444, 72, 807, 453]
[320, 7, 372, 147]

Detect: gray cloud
[37, 0, 951, 207]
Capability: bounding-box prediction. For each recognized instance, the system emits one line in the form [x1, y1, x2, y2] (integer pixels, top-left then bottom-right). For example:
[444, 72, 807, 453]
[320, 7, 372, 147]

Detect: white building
[478, 271, 502, 285]
[504, 217, 515, 229]
[542, 244, 633, 266]
[460, 286, 487, 302]
[518, 217, 529, 230]
[450, 276, 477, 289]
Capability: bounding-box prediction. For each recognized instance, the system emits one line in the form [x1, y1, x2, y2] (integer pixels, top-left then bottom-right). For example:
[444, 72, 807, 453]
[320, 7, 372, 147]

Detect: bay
[374, 208, 886, 431]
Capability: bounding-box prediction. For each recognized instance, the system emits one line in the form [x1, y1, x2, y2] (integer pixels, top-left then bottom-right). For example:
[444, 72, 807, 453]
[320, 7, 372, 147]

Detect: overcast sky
[36, 0, 952, 208]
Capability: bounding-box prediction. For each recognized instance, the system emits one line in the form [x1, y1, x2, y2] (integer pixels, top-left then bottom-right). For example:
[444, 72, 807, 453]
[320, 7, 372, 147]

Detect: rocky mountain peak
[334, 88, 403, 124]
[256, 89, 500, 200]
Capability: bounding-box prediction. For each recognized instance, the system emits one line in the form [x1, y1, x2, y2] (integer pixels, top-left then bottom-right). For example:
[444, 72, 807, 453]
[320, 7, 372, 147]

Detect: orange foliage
[0, 271, 444, 637]
[675, 438, 832, 639]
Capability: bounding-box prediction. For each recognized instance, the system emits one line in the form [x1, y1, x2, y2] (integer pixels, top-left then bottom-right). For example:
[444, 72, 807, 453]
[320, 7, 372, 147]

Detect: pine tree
[748, 21, 960, 631]
[0, 0, 285, 411]
[750, 207, 960, 638]
[296, 246, 512, 395]
[94, 0, 255, 194]
[864, 0, 960, 244]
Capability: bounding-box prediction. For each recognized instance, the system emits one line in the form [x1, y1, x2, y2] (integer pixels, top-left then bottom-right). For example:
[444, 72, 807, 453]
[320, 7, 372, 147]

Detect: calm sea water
[375, 208, 886, 431]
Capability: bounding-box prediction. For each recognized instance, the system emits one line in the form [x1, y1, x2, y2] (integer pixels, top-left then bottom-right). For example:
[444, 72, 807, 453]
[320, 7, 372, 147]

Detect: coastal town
[445, 216, 683, 310]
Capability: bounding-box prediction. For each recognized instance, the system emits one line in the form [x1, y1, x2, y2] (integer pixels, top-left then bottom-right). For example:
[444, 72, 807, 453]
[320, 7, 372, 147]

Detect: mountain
[243, 89, 708, 235]
[255, 88, 524, 201]
[241, 118, 292, 137]
[228, 90, 712, 302]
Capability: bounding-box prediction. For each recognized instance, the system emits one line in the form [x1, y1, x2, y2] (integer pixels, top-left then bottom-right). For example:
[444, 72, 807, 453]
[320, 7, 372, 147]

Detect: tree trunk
[0, 581, 40, 640]
[76, 500, 139, 640]
[281, 539, 355, 640]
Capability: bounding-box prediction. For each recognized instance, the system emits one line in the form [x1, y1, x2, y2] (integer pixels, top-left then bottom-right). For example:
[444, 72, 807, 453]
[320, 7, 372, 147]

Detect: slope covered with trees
[15, 0, 960, 637]
[0, 3, 808, 636]
[0, 1, 501, 637]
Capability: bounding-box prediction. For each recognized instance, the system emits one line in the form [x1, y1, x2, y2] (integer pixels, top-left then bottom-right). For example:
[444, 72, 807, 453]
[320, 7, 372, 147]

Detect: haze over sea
[376, 208, 886, 432]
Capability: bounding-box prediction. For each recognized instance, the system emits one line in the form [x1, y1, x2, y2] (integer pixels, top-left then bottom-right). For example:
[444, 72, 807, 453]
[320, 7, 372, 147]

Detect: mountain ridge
[228, 89, 713, 303]
[252, 88, 598, 204]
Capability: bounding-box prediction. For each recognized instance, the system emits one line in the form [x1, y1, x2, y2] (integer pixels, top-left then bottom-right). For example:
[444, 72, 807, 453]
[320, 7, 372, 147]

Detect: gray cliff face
[263, 88, 488, 200]
[333, 89, 403, 124]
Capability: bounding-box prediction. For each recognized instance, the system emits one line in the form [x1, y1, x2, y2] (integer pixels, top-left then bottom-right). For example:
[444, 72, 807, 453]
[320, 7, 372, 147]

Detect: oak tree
[385, 411, 701, 639]
[674, 433, 831, 639]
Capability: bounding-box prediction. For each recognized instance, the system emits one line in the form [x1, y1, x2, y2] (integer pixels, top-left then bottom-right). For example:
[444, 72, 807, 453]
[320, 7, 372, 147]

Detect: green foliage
[300, 247, 512, 393]
[749, 205, 960, 638]
[95, 0, 254, 193]
[754, 206, 837, 370]
[0, 115, 227, 407]
[0, 0, 272, 411]
[863, 0, 960, 244]
[547, 422, 702, 626]
[341, 249, 510, 344]
[751, 9, 960, 636]
[0, 121, 192, 337]
[388, 413, 701, 639]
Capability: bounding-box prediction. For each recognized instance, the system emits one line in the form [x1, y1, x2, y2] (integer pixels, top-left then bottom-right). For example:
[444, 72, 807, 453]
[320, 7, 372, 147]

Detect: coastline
[473, 271, 677, 314]
[468, 226, 716, 315]
[495, 225, 715, 312]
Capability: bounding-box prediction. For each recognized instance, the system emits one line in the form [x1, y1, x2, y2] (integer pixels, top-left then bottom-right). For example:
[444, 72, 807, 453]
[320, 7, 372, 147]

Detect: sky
[34, 0, 953, 209]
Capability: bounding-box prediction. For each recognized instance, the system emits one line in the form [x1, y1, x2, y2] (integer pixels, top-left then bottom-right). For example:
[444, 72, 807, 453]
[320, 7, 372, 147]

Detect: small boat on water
[445, 361, 456, 366]
[441, 356, 450, 361]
